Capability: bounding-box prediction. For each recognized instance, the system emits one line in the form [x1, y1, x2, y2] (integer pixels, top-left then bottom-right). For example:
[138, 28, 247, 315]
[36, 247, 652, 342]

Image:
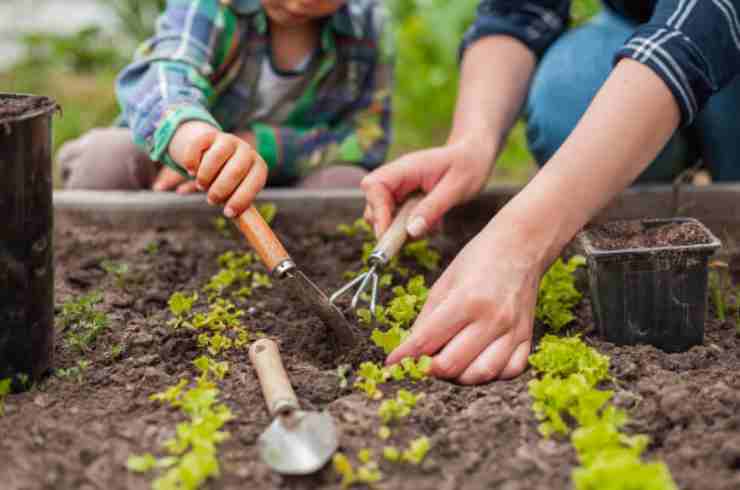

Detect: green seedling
[354, 361, 391, 399]
[257, 202, 278, 224]
[212, 217, 233, 238]
[337, 218, 372, 238]
[383, 446, 400, 462]
[144, 241, 160, 255]
[370, 275, 429, 354]
[332, 452, 382, 489]
[134, 357, 233, 490]
[336, 364, 351, 389]
[168, 291, 198, 328]
[403, 240, 440, 271]
[529, 335, 610, 387]
[401, 436, 431, 465]
[572, 450, 677, 490]
[56, 360, 90, 384]
[109, 343, 124, 360]
[378, 426, 391, 440]
[0, 378, 11, 416]
[378, 389, 423, 424]
[100, 260, 131, 289]
[59, 292, 109, 353]
[536, 256, 586, 332]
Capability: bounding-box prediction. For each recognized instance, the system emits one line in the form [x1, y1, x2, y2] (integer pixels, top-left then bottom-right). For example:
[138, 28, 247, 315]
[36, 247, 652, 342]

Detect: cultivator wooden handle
[374, 195, 423, 262]
[235, 206, 291, 274]
[249, 338, 300, 416]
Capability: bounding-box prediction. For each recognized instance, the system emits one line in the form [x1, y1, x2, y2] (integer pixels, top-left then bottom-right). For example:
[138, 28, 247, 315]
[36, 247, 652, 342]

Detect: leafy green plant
[378, 389, 423, 423]
[529, 335, 610, 387]
[59, 292, 110, 353]
[332, 452, 382, 488]
[403, 240, 440, 270]
[401, 436, 431, 465]
[168, 292, 198, 327]
[353, 357, 432, 399]
[144, 241, 160, 255]
[131, 357, 233, 490]
[56, 360, 91, 384]
[212, 217, 233, 238]
[257, 203, 278, 224]
[572, 450, 677, 490]
[0, 378, 11, 417]
[337, 218, 372, 238]
[101, 260, 132, 288]
[536, 256, 586, 331]
[370, 276, 429, 353]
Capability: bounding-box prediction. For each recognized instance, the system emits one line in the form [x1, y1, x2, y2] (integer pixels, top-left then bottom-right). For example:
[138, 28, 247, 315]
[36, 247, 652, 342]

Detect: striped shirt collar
[226, 0, 364, 38]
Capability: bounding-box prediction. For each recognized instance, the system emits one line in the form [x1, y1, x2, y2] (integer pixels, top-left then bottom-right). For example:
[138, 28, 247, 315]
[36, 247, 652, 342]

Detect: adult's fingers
[455, 333, 515, 385]
[196, 137, 237, 191]
[406, 170, 467, 238]
[223, 156, 268, 218]
[386, 290, 470, 366]
[361, 177, 395, 237]
[497, 340, 532, 380]
[431, 320, 508, 380]
[207, 144, 254, 205]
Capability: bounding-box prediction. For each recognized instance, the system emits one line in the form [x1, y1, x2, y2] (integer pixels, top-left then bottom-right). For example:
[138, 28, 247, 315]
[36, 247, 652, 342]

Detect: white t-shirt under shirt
[250, 53, 313, 124]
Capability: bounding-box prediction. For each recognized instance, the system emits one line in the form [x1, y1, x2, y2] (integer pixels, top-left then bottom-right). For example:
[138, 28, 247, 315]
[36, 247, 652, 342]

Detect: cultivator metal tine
[350, 268, 374, 309]
[369, 271, 379, 315]
[330, 263, 381, 316]
[329, 271, 368, 305]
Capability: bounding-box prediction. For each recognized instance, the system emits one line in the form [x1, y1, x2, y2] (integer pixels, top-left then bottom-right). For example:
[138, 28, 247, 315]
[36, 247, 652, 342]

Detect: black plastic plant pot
[0, 93, 58, 390]
[577, 218, 721, 353]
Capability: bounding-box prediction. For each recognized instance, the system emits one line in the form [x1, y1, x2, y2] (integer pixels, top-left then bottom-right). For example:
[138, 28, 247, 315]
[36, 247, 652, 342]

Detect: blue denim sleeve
[460, 0, 571, 59]
[614, 0, 740, 126]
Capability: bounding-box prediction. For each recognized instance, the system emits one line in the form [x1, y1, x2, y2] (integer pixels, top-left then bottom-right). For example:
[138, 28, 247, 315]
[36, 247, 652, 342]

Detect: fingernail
[152, 183, 163, 191]
[224, 207, 235, 219]
[207, 197, 215, 206]
[196, 182, 204, 191]
[406, 216, 427, 237]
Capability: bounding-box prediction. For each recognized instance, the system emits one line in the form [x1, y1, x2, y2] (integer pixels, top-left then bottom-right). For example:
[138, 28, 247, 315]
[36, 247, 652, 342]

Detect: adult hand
[386, 220, 545, 384]
[361, 134, 496, 238]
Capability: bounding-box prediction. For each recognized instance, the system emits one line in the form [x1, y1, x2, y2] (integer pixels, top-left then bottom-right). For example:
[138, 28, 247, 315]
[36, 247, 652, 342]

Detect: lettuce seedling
[100, 260, 131, 289]
[257, 202, 278, 224]
[403, 240, 440, 271]
[383, 446, 400, 462]
[0, 378, 11, 416]
[332, 452, 382, 489]
[370, 276, 429, 353]
[536, 256, 586, 332]
[528, 373, 613, 437]
[571, 406, 648, 467]
[371, 325, 410, 355]
[168, 292, 199, 328]
[59, 292, 110, 352]
[354, 361, 391, 399]
[529, 334, 610, 387]
[572, 450, 678, 490]
[337, 218, 372, 237]
[378, 389, 423, 423]
[401, 436, 431, 465]
[401, 356, 432, 380]
[378, 426, 392, 440]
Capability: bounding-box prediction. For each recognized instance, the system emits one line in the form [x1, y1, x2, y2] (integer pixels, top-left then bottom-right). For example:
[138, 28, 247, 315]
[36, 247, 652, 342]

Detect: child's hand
[152, 166, 199, 194]
[169, 121, 268, 218]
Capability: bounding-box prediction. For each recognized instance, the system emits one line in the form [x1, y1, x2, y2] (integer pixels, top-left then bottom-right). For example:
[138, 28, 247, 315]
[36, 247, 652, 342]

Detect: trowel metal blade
[258, 410, 339, 475]
[285, 270, 358, 349]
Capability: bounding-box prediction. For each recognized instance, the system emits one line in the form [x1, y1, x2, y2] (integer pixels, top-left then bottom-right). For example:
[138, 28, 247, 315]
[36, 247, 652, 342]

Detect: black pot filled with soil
[577, 218, 721, 352]
[0, 93, 59, 388]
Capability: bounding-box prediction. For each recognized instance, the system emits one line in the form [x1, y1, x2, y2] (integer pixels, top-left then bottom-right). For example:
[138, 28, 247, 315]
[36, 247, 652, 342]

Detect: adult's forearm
[493, 59, 681, 269]
[448, 36, 536, 154]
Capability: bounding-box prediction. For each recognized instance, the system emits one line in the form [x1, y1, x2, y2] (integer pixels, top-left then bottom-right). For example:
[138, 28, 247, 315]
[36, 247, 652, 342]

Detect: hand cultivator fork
[330, 196, 422, 316]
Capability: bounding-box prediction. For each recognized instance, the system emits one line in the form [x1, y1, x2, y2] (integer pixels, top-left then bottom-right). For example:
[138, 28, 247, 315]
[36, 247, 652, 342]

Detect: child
[60, 0, 393, 219]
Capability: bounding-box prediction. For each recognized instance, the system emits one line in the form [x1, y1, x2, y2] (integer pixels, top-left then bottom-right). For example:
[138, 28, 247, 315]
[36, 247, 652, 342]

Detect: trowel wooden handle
[235, 206, 291, 273]
[374, 195, 423, 261]
[249, 338, 299, 416]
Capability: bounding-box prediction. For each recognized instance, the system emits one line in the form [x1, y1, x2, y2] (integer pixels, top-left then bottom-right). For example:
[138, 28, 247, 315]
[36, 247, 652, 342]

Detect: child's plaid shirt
[116, 0, 393, 181]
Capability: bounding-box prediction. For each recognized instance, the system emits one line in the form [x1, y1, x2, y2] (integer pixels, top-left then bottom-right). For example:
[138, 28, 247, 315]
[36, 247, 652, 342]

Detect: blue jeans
[525, 9, 740, 182]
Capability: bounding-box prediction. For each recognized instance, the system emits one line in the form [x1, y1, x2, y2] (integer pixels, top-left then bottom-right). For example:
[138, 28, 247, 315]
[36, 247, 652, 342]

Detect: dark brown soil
[0, 94, 58, 123]
[588, 220, 712, 251]
[1, 212, 738, 490]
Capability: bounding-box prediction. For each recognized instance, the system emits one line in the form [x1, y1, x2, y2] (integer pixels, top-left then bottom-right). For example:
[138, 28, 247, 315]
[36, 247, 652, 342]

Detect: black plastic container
[0, 93, 58, 388]
[577, 218, 721, 352]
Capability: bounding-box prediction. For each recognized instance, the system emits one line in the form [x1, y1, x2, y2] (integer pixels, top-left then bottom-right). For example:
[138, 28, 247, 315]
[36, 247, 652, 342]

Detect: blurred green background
[0, 0, 601, 186]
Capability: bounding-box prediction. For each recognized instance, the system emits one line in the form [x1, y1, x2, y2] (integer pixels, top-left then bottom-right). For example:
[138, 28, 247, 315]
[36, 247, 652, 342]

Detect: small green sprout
[257, 202, 278, 224]
[213, 216, 233, 238]
[100, 260, 131, 289]
[109, 343, 124, 360]
[56, 360, 90, 384]
[354, 361, 391, 399]
[536, 256, 586, 332]
[401, 436, 431, 465]
[383, 446, 400, 462]
[332, 452, 382, 488]
[378, 389, 423, 424]
[336, 364, 351, 389]
[378, 426, 391, 440]
[0, 378, 11, 416]
[59, 292, 110, 352]
[144, 241, 160, 255]
[337, 218, 372, 237]
[528, 335, 610, 387]
[403, 240, 440, 271]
